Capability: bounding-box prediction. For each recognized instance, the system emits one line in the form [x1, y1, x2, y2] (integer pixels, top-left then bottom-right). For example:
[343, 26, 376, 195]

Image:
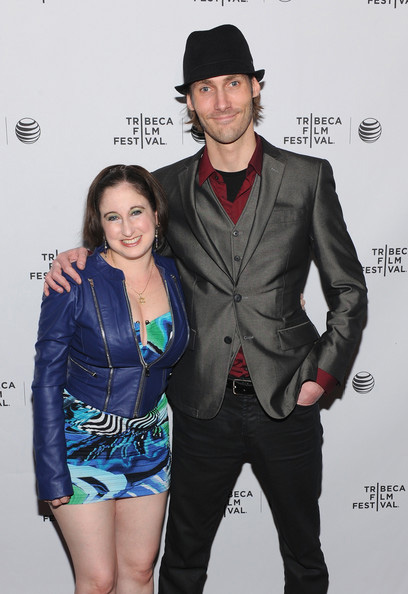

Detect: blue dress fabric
[64, 312, 172, 505]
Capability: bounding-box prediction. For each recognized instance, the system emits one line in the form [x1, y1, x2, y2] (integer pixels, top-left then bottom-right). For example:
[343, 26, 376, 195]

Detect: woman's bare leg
[52, 500, 117, 594]
[115, 492, 168, 594]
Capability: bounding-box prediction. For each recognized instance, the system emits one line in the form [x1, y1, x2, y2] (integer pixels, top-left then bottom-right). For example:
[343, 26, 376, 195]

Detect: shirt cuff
[316, 368, 338, 394]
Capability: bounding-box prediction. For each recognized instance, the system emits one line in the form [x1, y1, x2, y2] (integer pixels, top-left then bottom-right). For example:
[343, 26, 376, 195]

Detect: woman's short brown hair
[82, 165, 168, 251]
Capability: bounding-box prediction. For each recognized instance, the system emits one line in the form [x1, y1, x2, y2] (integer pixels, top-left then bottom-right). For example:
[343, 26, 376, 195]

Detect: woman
[32, 164, 189, 594]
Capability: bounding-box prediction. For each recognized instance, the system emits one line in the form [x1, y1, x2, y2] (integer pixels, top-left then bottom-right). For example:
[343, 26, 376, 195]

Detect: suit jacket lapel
[237, 148, 286, 279]
[178, 157, 235, 280]
[175, 140, 287, 282]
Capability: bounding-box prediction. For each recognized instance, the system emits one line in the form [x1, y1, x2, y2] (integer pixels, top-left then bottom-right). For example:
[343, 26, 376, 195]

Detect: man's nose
[214, 89, 230, 111]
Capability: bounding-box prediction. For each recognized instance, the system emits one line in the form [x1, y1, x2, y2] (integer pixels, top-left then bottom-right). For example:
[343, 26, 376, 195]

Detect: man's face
[187, 74, 260, 146]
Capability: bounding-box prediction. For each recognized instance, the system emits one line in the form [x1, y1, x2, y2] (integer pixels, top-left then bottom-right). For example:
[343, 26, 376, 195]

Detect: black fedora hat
[175, 24, 265, 95]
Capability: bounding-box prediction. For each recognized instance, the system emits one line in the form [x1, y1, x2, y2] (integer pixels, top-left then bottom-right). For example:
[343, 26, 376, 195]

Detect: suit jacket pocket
[270, 207, 306, 224]
[278, 321, 320, 351]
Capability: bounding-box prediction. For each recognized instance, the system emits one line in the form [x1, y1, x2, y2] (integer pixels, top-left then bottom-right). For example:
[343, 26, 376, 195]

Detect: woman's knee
[135, 564, 154, 586]
[75, 569, 116, 594]
[120, 558, 154, 587]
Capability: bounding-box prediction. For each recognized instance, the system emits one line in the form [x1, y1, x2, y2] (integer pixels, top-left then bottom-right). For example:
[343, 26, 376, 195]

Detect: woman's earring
[155, 225, 159, 251]
[104, 238, 108, 253]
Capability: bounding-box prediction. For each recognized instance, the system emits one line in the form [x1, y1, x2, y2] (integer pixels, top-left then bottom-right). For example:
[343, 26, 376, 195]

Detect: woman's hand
[48, 496, 71, 508]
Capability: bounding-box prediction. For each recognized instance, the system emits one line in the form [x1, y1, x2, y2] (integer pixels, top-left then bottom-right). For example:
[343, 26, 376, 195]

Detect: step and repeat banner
[1, 1, 407, 592]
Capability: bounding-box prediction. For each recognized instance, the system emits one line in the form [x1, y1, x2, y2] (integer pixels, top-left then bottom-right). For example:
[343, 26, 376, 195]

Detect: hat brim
[175, 68, 265, 95]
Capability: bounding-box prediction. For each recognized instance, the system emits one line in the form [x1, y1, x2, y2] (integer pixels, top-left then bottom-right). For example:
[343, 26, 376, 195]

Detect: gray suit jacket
[154, 136, 367, 419]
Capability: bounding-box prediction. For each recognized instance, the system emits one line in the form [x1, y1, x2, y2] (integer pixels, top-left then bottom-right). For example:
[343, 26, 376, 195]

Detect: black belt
[226, 377, 256, 396]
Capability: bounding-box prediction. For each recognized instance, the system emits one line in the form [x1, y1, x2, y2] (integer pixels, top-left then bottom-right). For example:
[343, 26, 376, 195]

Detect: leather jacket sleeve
[32, 285, 80, 501]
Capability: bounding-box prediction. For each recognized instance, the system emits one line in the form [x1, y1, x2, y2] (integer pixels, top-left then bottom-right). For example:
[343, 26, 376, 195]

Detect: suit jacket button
[234, 294, 242, 302]
[224, 336, 232, 344]
[232, 230, 239, 237]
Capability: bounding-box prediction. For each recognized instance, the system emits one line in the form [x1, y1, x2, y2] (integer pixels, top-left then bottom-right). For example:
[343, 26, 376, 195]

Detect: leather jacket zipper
[69, 356, 97, 377]
[122, 280, 149, 417]
[88, 279, 113, 410]
[123, 269, 184, 418]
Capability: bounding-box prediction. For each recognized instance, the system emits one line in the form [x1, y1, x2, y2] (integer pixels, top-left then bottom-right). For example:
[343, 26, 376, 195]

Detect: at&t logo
[15, 118, 41, 144]
[358, 118, 382, 143]
[352, 372, 375, 394]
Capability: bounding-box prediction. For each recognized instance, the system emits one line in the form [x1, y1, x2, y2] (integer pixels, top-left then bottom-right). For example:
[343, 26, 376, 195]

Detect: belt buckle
[231, 378, 251, 395]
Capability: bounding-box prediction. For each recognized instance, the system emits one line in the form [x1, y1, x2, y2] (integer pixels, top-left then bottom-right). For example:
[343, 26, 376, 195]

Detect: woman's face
[100, 181, 157, 265]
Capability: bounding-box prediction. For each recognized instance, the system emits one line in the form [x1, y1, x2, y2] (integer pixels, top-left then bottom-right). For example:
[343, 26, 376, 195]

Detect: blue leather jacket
[32, 248, 189, 501]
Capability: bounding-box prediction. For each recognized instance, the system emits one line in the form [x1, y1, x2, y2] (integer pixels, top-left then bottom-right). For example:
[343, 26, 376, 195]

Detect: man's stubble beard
[198, 101, 255, 146]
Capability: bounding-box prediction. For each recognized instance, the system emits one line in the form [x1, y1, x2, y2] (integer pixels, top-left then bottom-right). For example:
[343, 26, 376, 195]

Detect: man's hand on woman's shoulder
[43, 247, 89, 296]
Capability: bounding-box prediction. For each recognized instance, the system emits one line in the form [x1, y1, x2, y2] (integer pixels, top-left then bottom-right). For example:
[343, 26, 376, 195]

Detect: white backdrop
[1, 1, 407, 592]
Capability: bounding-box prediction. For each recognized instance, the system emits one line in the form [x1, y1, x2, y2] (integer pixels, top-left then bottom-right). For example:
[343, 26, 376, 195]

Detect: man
[46, 25, 367, 594]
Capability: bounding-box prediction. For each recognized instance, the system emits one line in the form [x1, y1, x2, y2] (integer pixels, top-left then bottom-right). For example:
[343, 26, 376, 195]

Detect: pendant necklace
[127, 261, 155, 304]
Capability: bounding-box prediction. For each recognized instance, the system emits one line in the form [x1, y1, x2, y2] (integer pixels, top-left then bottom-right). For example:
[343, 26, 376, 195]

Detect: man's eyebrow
[193, 79, 212, 86]
[194, 75, 243, 90]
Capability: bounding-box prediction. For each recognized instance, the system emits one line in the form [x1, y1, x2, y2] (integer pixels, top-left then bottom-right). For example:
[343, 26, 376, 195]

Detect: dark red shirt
[198, 135, 337, 393]
[199, 134, 263, 224]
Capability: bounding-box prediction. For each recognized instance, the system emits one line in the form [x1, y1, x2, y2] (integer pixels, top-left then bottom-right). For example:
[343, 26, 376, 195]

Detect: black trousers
[159, 388, 329, 594]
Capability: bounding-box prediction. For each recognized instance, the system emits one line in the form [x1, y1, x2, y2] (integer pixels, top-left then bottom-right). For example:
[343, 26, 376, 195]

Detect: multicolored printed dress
[63, 311, 172, 505]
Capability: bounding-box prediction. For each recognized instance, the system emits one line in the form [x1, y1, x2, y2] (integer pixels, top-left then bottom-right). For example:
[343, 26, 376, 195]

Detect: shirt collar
[198, 133, 263, 186]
